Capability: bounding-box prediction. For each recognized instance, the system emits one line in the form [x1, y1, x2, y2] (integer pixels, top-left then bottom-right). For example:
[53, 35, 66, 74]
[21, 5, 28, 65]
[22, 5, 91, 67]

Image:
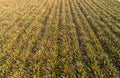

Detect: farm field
[0, 0, 120, 78]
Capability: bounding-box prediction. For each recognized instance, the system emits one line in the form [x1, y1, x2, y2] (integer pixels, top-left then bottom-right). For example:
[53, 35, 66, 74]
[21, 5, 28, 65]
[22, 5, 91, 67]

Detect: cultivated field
[0, 0, 120, 78]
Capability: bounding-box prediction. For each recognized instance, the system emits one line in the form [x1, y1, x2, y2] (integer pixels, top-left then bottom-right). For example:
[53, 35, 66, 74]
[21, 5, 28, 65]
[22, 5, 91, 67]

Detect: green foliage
[0, 0, 120, 77]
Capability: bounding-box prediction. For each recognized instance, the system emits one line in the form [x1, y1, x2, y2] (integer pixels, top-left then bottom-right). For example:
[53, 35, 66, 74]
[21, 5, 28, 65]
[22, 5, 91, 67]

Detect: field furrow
[0, 0, 120, 78]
